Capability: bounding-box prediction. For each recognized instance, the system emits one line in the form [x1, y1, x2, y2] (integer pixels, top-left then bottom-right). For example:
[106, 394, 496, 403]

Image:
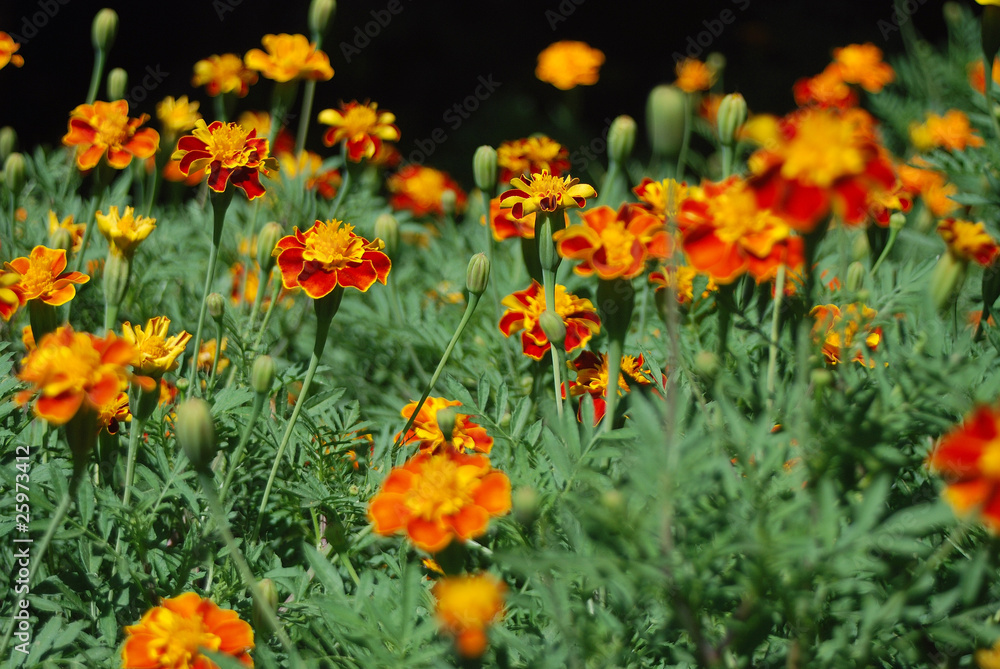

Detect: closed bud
[465, 252, 490, 296]
[852, 233, 870, 261]
[48, 226, 74, 254]
[943, 2, 962, 28]
[716, 93, 747, 146]
[4, 152, 25, 194]
[253, 578, 279, 634]
[646, 85, 686, 159]
[810, 368, 833, 389]
[929, 251, 968, 312]
[91, 8, 119, 52]
[256, 222, 283, 272]
[309, 0, 337, 40]
[473, 145, 498, 192]
[207, 292, 225, 321]
[693, 350, 720, 381]
[106, 67, 128, 101]
[441, 189, 457, 217]
[601, 489, 625, 513]
[436, 406, 459, 443]
[889, 211, 906, 232]
[176, 398, 216, 471]
[103, 253, 131, 310]
[373, 213, 399, 259]
[512, 485, 539, 525]
[251, 355, 276, 394]
[0, 126, 17, 162]
[846, 261, 866, 293]
[608, 115, 636, 165]
[706, 52, 726, 76]
[538, 309, 566, 348]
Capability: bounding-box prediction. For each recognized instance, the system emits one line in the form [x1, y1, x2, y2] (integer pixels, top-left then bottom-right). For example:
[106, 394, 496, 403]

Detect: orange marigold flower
[197, 338, 228, 375]
[47, 211, 86, 253]
[5, 245, 89, 306]
[244, 33, 333, 82]
[172, 120, 276, 199]
[674, 58, 717, 93]
[810, 303, 882, 366]
[832, 43, 895, 92]
[274, 219, 390, 298]
[0, 270, 24, 321]
[909, 110, 985, 152]
[792, 65, 858, 109]
[499, 170, 596, 220]
[698, 93, 724, 126]
[276, 151, 341, 199]
[122, 592, 254, 669]
[649, 264, 717, 304]
[433, 573, 507, 659]
[193, 53, 258, 97]
[121, 316, 192, 377]
[0, 32, 23, 70]
[535, 40, 605, 90]
[553, 203, 669, 280]
[927, 405, 1000, 533]
[95, 206, 156, 260]
[162, 156, 206, 185]
[938, 218, 1000, 266]
[897, 160, 959, 218]
[483, 197, 535, 241]
[633, 177, 688, 220]
[563, 351, 652, 425]
[15, 326, 138, 426]
[318, 100, 400, 162]
[496, 136, 570, 184]
[156, 95, 202, 138]
[397, 396, 493, 455]
[387, 165, 467, 217]
[62, 100, 159, 171]
[368, 450, 511, 553]
[500, 280, 600, 359]
[96, 391, 130, 436]
[969, 57, 1000, 95]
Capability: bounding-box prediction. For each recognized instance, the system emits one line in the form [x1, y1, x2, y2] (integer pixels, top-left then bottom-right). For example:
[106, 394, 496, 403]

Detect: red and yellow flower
[244, 33, 333, 82]
[969, 57, 1000, 95]
[832, 43, 895, 93]
[938, 218, 1000, 266]
[197, 338, 228, 375]
[649, 264, 717, 304]
[0, 32, 24, 70]
[496, 136, 570, 184]
[368, 451, 511, 553]
[172, 120, 276, 199]
[563, 351, 652, 425]
[633, 178, 688, 220]
[397, 397, 493, 455]
[909, 110, 984, 153]
[5, 245, 89, 307]
[483, 197, 535, 241]
[433, 573, 507, 659]
[122, 592, 254, 669]
[274, 219, 390, 298]
[121, 317, 192, 378]
[96, 390, 130, 436]
[897, 160, 959, 218]
[793, 66, 858, 109]
[499, 280, 600, 359]
[535, 41, 605, 90]
[62, 100, 159, 171]
[0, 270, 24, 321]
[553, 204, 668, 280]
[95, 206, 156, 259]
[674, 58, 717, 93]
[499, 170, 596, 220]
[192, 54, 258, 97]
[387, 165, 467, 217]
[810, 303, 882, 366]
[318, 100, 400, 162]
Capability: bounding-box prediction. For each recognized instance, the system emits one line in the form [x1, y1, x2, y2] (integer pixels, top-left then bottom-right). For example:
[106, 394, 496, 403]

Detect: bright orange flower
[122, 592, 254, 669]
[192, 54, 258, 97]
[649, 264, 717, 304]
[499, 170, 596, 220]
[96, 391, 130, 436]
[969, 57, 1000, 94]
[909, 110, 985, 152]
[927, 405, 1000, 533]
[5, 246, 89, 306]
[318, 100, 400, 162]
[496, 136, 570, 184]
[832, 43, 895, 92]
[15, 326, 138, 426]
[563, 351, 651, 425]
[698, 93, 724, 126]
[433, 573, 507, 659]
[162, 156, 206, 185]
[674, 58, 717, 93]
[810, 303, 881, 366]
[121, 317, 192, 377]
[483, 197, 535, 241]
[387, 165, 467, 217]
[0, 32, 23, 70]
[938, 218, 1000, 266]
[897, 160, 959, 218]
[244, 33, 333, 82]
[792, 65, 858, 109]
[276, 151, 341, 199]
[499, 280, 600, 359]
[0, 270, 24, 321]
[172, 120, 276, 199]
[633, 178, 688, 220]
[62, 100, 159, 171]
[47, 211, 86, 253]
[368, 450, 511, 553]
[274, 219, 390, 298]
[535, 41, 605, 90]
[397, 397, 493, 456]
[156, 95, 202, 138]
[553, 203, 669, 280]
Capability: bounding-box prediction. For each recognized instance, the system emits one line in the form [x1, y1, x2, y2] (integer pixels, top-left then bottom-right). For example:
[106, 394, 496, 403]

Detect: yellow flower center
[980, 437, 1000, 478]
[139, 334, 171, 362]
[705, 184, 782, 244]
[94, 109, 129, 148]
[598, 222, 638, 269]
[142, 608, 221, 667]
[205, 123, 252, 167]
[15, 256, 58, 300]
[402, 169, 448, 211]
[780, 111, 865, 187]
[302, 221, 366, 270]
[405, 455, 478, 521]
[22, 332, 102, 397]
[341, 105, 379, 137]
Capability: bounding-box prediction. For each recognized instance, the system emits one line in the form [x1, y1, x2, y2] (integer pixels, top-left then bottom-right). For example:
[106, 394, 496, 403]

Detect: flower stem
[208, 318, 224, 391]
[253, 279, 283, 354]
[596, 278, 635, 432]
[330, 142, 354, 217]
[85, 48, 107, 105]
[220, 391, 267, 503]
[766, 263, 787, 413]
[294, 79, 318, 158]
[188, 189, 233, 393]
[603, 336, 624, 432]
[675, 93, 693, 180]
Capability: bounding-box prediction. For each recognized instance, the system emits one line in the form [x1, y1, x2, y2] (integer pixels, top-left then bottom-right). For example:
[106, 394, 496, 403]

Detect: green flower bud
[608, 115, 637, 165]
[601, 489, 625, 513]
[852, 233, 870, 261]
[253, 578, 280, 634]
[538, 309, 566, 348]
[103, 253, 131, 311]
[0, 126, 17, 162]
[846, 261, 866, 293]
[889, 211, 906, 232]
[943, 2, 962, 29]
[716, 93, 747, 146]
[207, 292, 225, 321]
[309, 0, 337, 40]
[4, 152, 25, 194]
[106, 67, 128, 101]
[466, 252, 490, 296]
[441, 188, 457, 216]
[810, 368, 833, 389]
[176, 398, 216, 471]
[256, 222, 283, 272]
[251, 355, 276, 394]
[48, 226, 74, 254]
[473, 145, 498, 192]
[373, 213, 399, 260]
[646, 85, 686, 159]
[512, 485, 539, 525]
[706, 52, 727, 77]
[693, 350, 720, 381]
[436, 406, 459, 443]
[91, 8, 119, 52]
[929, 251, 968, 312]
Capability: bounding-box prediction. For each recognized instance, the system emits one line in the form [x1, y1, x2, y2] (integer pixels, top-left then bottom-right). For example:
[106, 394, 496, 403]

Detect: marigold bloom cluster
[121, 317, 192, 377]
[938, 218, 1000, 266]
[387, 165, 467, 217]
[48, 211, 86, 253]
[633, 177, 688, 220]
[433, 573, 507, 658]
[897, 160, 959, 218]
[245, 33, 333, 82]
[397, 397, 493, 455]
[96, 206, 156, 259]
[909, 110, 984, 153]
[318, 100, 400, 162]
[192, 53, 258, 97]
[564, 351, 652, 425]
[62, 100, 159, 171]
[649, 264, 717, 304]
[810, 303, 882, 366]
[674, 58, 717, 93]
[554, 204, 668, 280]
[500, 170, 596, 220]
[172, 120, 276, 199]
[496, 136, 570, 183]
[499, 280, 601, 359]
[0, 32, 24, 70]
[535, 41, 605, 90]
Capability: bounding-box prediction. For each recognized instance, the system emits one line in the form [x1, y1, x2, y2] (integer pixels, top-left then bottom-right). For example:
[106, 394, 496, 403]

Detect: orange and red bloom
[674, 58, 717, 93]
[274, 219, 390, 298]
[122, 592, 254, 669]
[192, 54, 258, 97]
[554, 204, 668, 280]
[563, 351, 652, 425]
[172, 120, 276, 199]
[5, 245, 89, 307]
[485, 197, 535, 241]
[387, 165, 467, 217]
[244, 33, 333, 82]
[535, 41, 605, 90]
[433, 573, 507, 658]
[397, 397, 493, 455]
[938, 218, 1000, 266]
[62, 100, 159, 171]
[909, 110, 984, 153]
[0, 271, 24, 321]
[496, 136, 570, 184]
[500, 170, 596, 220]
[318, 100, 400, 162]
[0, 32, 24, 70]
[499, 280, 600, 359]
[832, 43, 895, 93]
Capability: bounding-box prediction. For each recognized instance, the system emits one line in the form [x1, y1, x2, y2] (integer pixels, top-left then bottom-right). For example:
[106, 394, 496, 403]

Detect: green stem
[720, 144, 734, 179]
[603, 337, 624, 432]
[188, 189, 233, 392]
[220, 392, 267, 503]
[330, 143, 354, 217]
[72, 168, 108, 274]
[549, 341, 565, 419]
[869, 225, 901, 277]
[253, 279, 283, 354]
[86, 48, 107, 105]
[112, 412, 146, 559]
[766, 264, 787, 413]
[675, 93, 693, 180]
[295, 79, 318, 158]
[103, 302, 119, 334]
[245, 265, 271, 339]
[480, 190, 519, 384]
[208, 319, 224, 391]
[717, 285, 734, 361]
[596, 277, 634, 432]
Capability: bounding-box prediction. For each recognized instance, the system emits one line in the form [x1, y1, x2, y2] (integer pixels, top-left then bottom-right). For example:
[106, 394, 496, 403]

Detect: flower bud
[91, 8, 119, 52]
[716, 93, 747, 146]
[512, 485, 539, 525]
[929, 251, 968, 312]
[889, 211, 906, 232]
[253, 578, 280, 634]
[176, 398, 216, 471]
[48, 226, 74, 254]
[646, 85, 686, 159]
[473, 145, 498, 192]
[810, 368, 833, 389]
[441, 189, 457, 217]
[373, 213, 399, 259]
[0, 126, 17, 162]
[538, 309, 566, 349]
[693, 350, 720, 381]
[846, 261, 866, 293]
[103, 253, 131, 311]
[608, 115, 637, 165]
[851, 233, 870, 262]
[4, 152, 25, 194]
[256, 222, 283, 272]
[706, 52, 726, 77]
[309, 0, 337, 40]
[207, 292, 225, 322]
[436, 406, 459, 443]
[106, 67, 128, 101]
[466, 252, 490, 296]
[251, 355, 276, 394]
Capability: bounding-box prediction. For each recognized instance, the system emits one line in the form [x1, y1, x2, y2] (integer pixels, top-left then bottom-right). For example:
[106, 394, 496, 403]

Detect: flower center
[780, 110, 865, 187]
[144, 608, 221, 667]
[524, 172, 574, 210]
[404, 170, 448, 210]
[599, 222, 638, 269]
[405, 455, 478, 520]
[342, 106, 379, 136]
[94, 110, 129, 148]
[206, 123, 253, 167]
[302, 221, 366, 270]
[15, 257, 58, 300]
[139, 335, 171, 361]
[707, 184, 782, 245]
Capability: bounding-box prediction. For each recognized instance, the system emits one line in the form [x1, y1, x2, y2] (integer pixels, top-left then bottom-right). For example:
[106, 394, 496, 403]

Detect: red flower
[171, 120, 276, 199]
[61, 100, 159, 171]
[274, 219, 390, 298]
[499, 280, 600, 359]
[928, 405, 1000, 532]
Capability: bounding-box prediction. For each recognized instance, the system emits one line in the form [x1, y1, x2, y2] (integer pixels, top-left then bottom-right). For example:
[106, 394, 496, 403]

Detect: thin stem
[766, 264, 787, 413]
[480, 189, 518, 381]
[675, 93, 693, 180]
[602, 336, 624, 433]
[720, 144, 734, 180]
[869, 225, 901, 277]
[294, 79, 318, 158]
[220, 392, 267, 502]
[253, 279, 283, 354]
[329, 143, 353, 217]
[113, 414, 146, 554]
[245, 264, 271, 337]
[208, 319, 224, 391]
[188, 190, 233, 392]
[86, 49, 107, 105]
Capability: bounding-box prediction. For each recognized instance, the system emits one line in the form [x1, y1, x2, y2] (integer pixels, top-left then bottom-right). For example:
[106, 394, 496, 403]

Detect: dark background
[0, 0, 955, 186]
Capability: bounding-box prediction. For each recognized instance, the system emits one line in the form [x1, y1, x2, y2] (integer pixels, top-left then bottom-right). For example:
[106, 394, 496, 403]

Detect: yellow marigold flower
[5, 245, 89, 307]
[674, 58, 717, 93]
[433, 572, 507, 659]
[938, 218, 1000, 266]
[535, 41, 605, 90]
[499, 170, 596, 220]
[245, 33, 333, 82]
[121, 317, 192, 377]
[95, 206, 155, 259]
[500, 281, 601, 359]
[909, 110, 985, 152]
[649, 264, 717, 304]
[318, 100, 400, 162]
[47, 211, 86, 253]
[0, 32, 24, 70]
[397, 396, 493, 455]
[387, 165, 467, 217]
[156, 95, 202, 138]
[192, 53, 258, 97]
[62, 100, 160, 171]
[977, 639, 1000, 669]
[633, 177, 688, 220]
[122, 592, 254, 669]
[197, 338, 228, 374]
[496, 136, 570, 183]
[832, 43, 895, 92]
[810, 304, 881, 366]
[897, 159, 959, 218]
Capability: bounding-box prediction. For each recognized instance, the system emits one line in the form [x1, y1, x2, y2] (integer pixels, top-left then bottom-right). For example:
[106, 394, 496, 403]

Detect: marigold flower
[197, 338, 228, 375]
[499, 170, 596, 220]
[483, 197, 535, 241]
[397, 397, 493, 455]
[122, 592, 254, 669]
[95, 206, 156, 259]
[897, 160, 959, 218]
[62, 100, 159, 171]
[318, 100, 400, 162]
[276, 151, 341, 199]
[0, 270, 24, 321]
[0, 32, 24, 70]
[162, 156, 206, 185]
[47, 211, 86, 253]
[244, 33, 333, 82]
[274, 219, 390, 298]
[810, 303, 882, 366]
[156, 95, 202, 137]
[969, 57, 1000, 94]
[563, 351, 651, 425]
[674, 58, 717, 93]
[909, 110, 985, 152]
[172, 120, 276, 199]
[496, 136, 570, 184]
[535, 41, 605, 90]
[387, 165, 467, 217]
[5, 245, 89, 307]
[368, 450, 511, 553]
[553, 203, 668, 280]
[792, 65, 858, 109]
[433, 573, 507, 658]
[96, 391, 130, 436]
[832, 43, 895, 92]
[193, 53, 258, 97]
[649, 264, 717, 304]
[938, 218, 1000, 266]
[633, 178, 688, 220]
[499, 280, 600, 359]
[121, 317, 192, 378]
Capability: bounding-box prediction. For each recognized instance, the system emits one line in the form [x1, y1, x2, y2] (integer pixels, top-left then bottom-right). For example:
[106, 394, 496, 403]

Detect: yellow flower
[909, 110, 985, 152]
[535, 41, 605, 90]
[156, 95, 202, 138]
[0, 32, 24, 70]
[832, 43, 895, 92]
[95, 206, 155, 259]
[121, 317, 192, 377]
[245, 33, 334, 82]
[47, 211, 86, 253]
[499, 170, 596, 219]
[192, 53, 258, 97]
[674, 58, 717, 93]
[938, 217, 1000, 266]
[433, 573, 507, 658]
